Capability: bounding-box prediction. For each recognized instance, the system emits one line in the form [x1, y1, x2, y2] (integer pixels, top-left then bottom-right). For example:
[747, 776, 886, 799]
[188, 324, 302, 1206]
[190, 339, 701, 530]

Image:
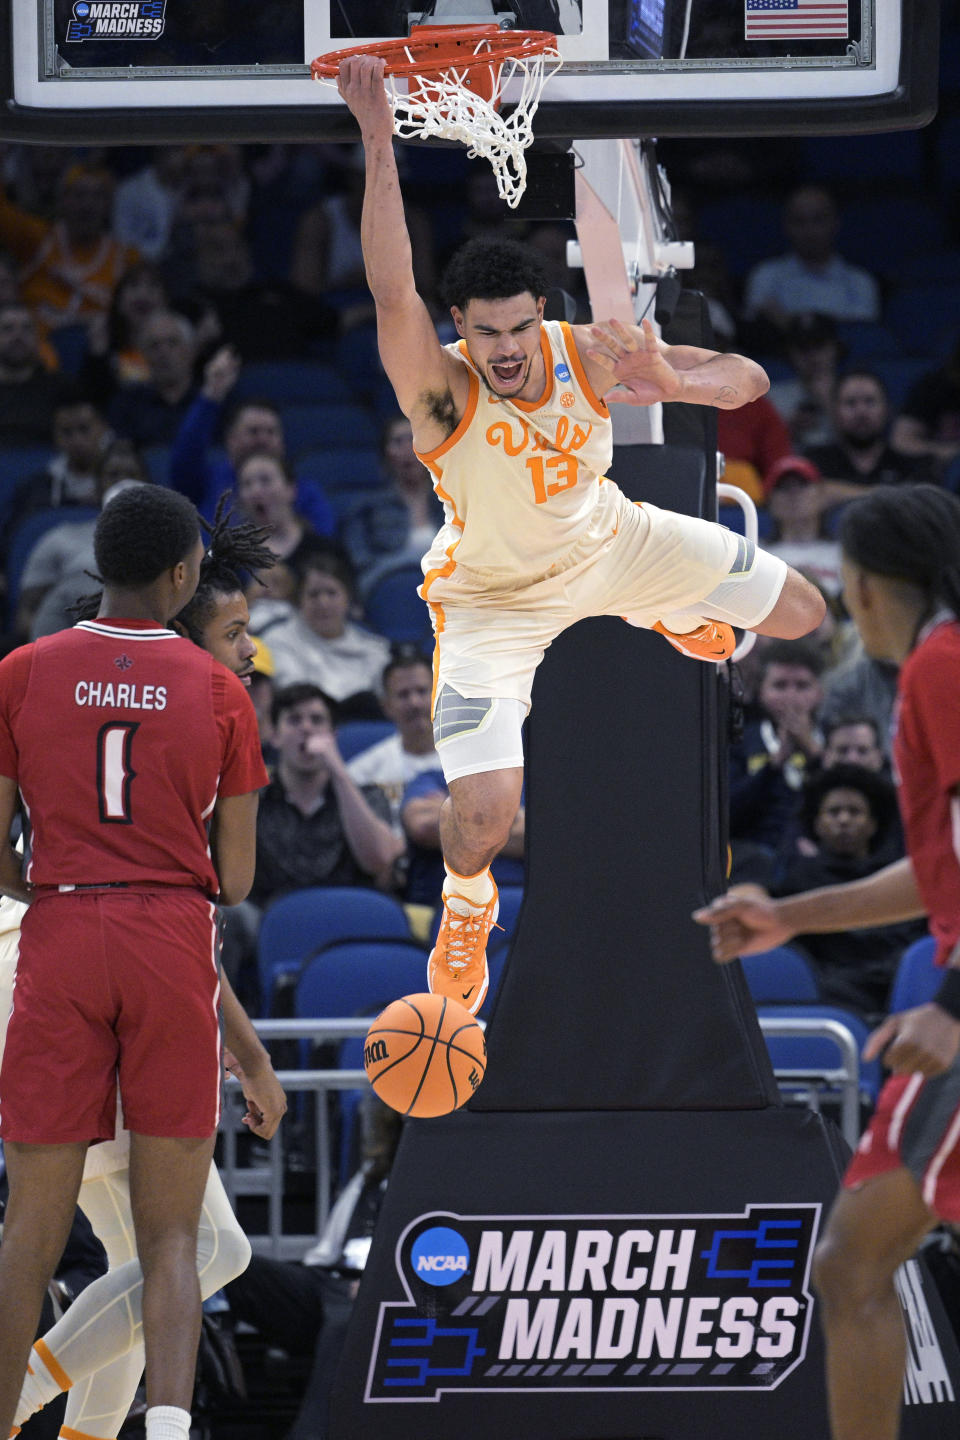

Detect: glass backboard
[0, 0, 938, 143]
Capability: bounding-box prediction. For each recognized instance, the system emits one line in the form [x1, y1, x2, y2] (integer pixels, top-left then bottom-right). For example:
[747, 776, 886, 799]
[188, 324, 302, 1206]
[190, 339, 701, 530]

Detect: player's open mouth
[491, 359, 524, 386]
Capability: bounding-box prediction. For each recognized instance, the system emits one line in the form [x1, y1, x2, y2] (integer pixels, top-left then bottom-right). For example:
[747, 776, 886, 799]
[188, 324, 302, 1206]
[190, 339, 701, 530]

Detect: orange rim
[311, 24, 559, 81]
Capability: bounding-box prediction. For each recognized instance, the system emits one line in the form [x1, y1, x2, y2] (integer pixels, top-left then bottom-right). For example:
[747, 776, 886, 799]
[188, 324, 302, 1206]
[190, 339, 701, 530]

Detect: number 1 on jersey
[97, 721, 139, 823]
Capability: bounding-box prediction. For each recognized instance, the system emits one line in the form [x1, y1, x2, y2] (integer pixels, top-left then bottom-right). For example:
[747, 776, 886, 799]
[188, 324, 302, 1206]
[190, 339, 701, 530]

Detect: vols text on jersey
[485, 412, 595, 507]
[364, 1204, 821, 1400]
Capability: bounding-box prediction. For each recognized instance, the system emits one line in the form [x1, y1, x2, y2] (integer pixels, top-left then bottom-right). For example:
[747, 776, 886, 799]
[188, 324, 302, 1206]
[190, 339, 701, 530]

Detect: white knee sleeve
[433, 686, 526, 782]
[16, 1164, 250, 1434]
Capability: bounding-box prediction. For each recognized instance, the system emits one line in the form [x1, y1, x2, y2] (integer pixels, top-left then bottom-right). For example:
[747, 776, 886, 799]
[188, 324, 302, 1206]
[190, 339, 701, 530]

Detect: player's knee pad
[197, 1167, 252, 1294]
[433, 686, 525, 782]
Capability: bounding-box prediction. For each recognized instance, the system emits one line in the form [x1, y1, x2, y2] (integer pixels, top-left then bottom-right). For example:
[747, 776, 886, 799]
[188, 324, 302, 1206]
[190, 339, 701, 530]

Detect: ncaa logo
[74, 1, 90, 13]
[554, 363, 571, 382]
[410, 1226, 470, 1286]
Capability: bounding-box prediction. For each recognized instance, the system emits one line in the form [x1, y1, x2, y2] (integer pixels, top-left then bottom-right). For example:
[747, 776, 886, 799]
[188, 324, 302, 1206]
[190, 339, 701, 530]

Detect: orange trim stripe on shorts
[61, 1426, 104, 1440]
[33, 1339, 72, 1392]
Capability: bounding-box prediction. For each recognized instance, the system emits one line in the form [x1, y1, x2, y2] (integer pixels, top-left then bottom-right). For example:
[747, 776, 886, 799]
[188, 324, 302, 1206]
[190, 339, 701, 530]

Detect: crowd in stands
[2, 26, 960, 1436]
[1, 30, 959, 1037]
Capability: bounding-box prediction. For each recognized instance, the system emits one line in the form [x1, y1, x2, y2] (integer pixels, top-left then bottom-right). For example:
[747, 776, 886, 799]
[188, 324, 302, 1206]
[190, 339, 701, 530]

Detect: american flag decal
[745, 0, 848, 39]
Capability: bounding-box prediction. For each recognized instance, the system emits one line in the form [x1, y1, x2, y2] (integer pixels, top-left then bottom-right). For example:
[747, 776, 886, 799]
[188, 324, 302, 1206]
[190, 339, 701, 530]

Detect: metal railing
[758, 1015, 865, 1148]
[220, 1015, 866, 1256]
[219, 1018, 373, 1258]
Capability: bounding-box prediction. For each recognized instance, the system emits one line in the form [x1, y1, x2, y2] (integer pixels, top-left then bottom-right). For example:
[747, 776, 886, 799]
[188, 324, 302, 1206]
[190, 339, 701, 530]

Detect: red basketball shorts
[844, 1059, 960, 1221]
[0, 888, 222, 1143]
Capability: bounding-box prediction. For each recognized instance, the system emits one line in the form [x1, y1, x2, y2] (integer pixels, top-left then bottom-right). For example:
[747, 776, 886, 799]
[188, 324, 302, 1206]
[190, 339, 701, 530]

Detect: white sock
[145, 1405, 191, 1440]
[659, 610, 708, 635]
[443, 865, 494, 907]
[15, 1342, 67, 1424]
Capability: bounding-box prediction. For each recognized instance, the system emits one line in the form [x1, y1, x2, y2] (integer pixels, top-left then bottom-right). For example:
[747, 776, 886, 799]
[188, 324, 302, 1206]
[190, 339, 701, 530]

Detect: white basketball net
[317, 40, 562, 210]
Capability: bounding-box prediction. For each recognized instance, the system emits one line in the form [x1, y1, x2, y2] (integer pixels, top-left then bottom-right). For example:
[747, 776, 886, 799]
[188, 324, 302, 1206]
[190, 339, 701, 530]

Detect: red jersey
[0, 618, 268, 895]
[893, 615, 960, 965]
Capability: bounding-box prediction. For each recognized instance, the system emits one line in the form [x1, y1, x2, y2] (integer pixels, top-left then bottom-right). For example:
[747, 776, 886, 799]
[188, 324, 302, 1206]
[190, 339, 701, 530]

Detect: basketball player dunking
[337, 55, 825, 1015]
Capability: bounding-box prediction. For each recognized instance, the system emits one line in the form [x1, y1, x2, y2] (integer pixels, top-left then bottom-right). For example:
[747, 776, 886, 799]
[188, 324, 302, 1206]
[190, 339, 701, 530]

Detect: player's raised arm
[579, 317, 769, 410]
[337, 56, 466, 440]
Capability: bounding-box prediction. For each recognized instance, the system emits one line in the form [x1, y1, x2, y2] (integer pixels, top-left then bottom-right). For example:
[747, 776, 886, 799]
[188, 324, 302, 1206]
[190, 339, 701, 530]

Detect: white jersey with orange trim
[418, 320, 617, 593]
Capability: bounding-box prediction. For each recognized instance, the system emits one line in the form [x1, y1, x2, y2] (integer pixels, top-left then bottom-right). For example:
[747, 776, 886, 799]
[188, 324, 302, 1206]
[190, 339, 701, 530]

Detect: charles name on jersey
[75, 681, 168, 710]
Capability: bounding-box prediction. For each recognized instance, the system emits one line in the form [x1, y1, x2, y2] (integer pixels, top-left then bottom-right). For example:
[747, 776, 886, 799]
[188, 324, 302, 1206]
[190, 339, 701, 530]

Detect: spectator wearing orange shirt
[0, 165, 139, 335]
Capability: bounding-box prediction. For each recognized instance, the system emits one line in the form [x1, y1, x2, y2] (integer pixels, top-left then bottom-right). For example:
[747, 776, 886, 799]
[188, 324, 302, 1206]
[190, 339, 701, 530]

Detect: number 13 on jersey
[527, 454, 579, 504]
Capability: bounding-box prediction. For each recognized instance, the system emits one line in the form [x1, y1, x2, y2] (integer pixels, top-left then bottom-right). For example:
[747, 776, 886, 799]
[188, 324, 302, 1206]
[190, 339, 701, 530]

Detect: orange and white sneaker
[427, 883, 500, 1015]
[653, 619, 736, 663]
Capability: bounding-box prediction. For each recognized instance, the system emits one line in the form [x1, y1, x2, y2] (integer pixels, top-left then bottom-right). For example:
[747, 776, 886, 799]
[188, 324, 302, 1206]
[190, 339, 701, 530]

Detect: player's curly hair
[176, 493, 276, 644]
[76, 491, 275, 627]
[839, 483, 960, 619]
[441, 237, 549, 313]
[93, 485, 201, 587]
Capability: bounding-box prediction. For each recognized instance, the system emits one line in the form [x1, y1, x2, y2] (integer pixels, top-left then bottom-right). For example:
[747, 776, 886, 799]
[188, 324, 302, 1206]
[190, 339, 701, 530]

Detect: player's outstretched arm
[693, 856, 926, 964]
[579, 317, 768, 410]
[337, 55, 458, 432]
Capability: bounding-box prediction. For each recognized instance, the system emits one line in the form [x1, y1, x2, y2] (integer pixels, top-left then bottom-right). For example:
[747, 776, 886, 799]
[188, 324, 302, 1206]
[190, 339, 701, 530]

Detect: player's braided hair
[838, 483, 960, 619]
[176, 493, 276, 644]
[441, 237, 549, 312]
[74, 492, 275, 629]
[93, 485, 200, 587]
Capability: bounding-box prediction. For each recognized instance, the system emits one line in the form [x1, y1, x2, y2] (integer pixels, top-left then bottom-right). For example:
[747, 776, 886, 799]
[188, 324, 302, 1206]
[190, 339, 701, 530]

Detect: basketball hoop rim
[310, 26, 560, 82]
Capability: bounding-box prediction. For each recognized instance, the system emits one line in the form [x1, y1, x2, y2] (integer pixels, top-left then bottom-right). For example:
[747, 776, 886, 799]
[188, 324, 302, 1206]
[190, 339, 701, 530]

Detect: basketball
[363, 993, 487, 1118]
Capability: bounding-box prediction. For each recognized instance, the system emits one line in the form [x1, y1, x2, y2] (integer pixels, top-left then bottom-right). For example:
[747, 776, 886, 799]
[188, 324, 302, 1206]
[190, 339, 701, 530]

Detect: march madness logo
[364, 1204, 822, 1401]
[66, 1, 166, 41]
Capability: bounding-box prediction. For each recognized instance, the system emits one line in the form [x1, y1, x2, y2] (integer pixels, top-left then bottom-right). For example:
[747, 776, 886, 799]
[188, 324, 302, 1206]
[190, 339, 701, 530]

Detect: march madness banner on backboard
[363, 1204, 822, 1401]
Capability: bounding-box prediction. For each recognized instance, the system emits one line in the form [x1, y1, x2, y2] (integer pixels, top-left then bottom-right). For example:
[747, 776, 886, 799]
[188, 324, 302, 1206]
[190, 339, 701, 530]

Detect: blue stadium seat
[696, 196, 784, 278]
[869, 357, 931, 411]
[803, 130, 925, 183]
[296, 939, 427, 1190]
[0, 448, 54, 527]
[295, 938, 429, 1023]
[362, 562, 432, 648]
[298, 447, 383, 492]
[48, 323, 90, 377]
[336, 719, 397, 762]
[834, 321, 901, 360]
[5, 507, 99, 625]
[281, 403, 378, 456]
[141, 445, 171, 486]
[740, 946, 821, 1005]
[884, 287, 960, 360]
[234, 361, 354, 406]
[900, 248, 960, 287]
[837, 195, 946, 278]
[257, 886, 411, 1013]
[888, 934, 939, 1014]
[757, 1002, 882, 1107]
